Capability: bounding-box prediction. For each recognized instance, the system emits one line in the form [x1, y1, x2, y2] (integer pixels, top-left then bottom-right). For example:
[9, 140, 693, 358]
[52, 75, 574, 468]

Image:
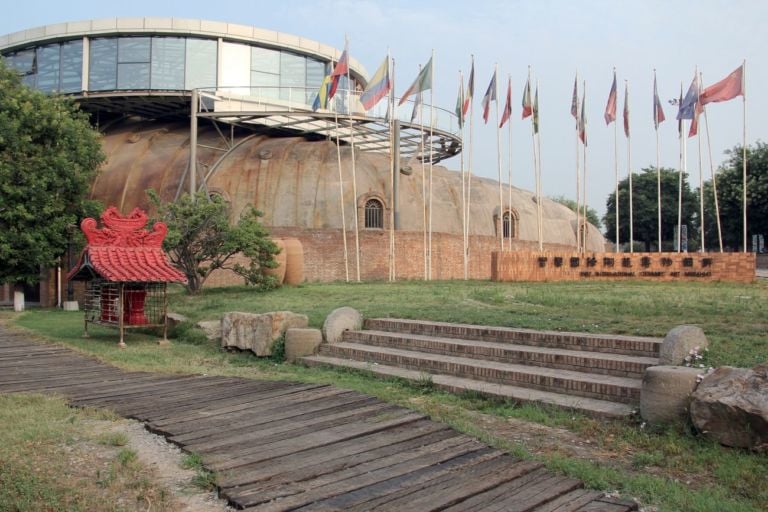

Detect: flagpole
[582, 81, 588, 252]
[465, 56, 474, 279]
[575, 72, 581, 253]
[507, 74, 513, 252]
[345, 39, 361, 281]
[678, 83, 684, 253]
[626, 80, 633, 253]
[458, 70, 467, 279]
[419, 74, 427, 281]
[428, 49, 435, 280]
[613, 70, 619, 253]
[334, 88, 350, 282]
[495, 64, 503, 254]
[696, 71, 705, 253]
[702, 103, 723, 252]
[535, 80, 543, 251]
[526, 67, 538, 251]
[389, 53, 396, 281]
[655, 70, 662, 253]
[742, 59, 747, 252]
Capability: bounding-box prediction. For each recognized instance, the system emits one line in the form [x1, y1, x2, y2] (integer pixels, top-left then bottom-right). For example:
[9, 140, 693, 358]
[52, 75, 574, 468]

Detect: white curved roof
[0, 17, 368, 80]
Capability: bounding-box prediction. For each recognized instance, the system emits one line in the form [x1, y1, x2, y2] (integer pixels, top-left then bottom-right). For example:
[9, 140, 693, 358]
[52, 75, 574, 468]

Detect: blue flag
[677, 73, 699, 120]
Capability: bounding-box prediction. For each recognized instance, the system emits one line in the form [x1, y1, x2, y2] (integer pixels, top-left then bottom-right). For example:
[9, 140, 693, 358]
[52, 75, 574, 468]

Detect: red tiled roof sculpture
[68, 207, 186, 284]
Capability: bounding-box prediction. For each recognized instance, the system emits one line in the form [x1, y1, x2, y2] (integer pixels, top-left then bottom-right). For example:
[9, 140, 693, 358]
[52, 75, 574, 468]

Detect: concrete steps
[300, 318, 661, 418]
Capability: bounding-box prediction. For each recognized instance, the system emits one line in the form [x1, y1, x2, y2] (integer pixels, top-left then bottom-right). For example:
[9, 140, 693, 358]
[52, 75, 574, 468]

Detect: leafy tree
[0, 60, 104, 284]
[604, 167, 698, 252]
[550, 196, 601, 230]
[149, 190, 280, 294]
[702, 142, 768, 251]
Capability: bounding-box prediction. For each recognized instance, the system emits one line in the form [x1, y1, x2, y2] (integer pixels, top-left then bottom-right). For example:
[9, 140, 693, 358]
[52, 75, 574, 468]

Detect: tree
[149, 190, 281, 294]
[702, 142, 768, 251]
[550, 196, 601, 230]
[603, 167, 698, 252]
[0, 60, 104, 284]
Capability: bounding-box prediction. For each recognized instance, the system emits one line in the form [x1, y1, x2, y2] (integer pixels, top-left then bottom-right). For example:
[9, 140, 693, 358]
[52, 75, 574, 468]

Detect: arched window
[498, 209, 518, 239]
[364, 199, 384, 229]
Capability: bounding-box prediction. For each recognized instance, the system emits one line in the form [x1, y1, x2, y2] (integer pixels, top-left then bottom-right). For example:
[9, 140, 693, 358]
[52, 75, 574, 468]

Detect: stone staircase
[301, 318, 662, 418]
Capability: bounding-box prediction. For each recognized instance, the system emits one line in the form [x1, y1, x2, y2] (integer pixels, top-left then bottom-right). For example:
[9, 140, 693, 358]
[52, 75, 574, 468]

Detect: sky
[2, 0, 766, 221]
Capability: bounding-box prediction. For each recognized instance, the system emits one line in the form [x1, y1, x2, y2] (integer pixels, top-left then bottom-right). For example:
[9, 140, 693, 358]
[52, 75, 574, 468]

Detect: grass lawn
[6, 279, 768, 512]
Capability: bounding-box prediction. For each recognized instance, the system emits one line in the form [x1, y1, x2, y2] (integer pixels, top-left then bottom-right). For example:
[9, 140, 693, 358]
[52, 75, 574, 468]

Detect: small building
[67, 207, 186, 347]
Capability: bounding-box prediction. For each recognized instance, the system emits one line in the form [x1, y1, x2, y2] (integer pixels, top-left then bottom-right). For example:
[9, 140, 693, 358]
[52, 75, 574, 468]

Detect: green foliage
[550, 196, 601, 229]
[702, 142, 768, 251]
[0, 60, 104, 284]
[148, 190, 280, 294]
[604, 167, 698, 251]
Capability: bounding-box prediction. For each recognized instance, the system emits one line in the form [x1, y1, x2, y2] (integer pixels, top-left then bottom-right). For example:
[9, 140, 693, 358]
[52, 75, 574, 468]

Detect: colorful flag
[463, 59, 474, 116]
[653, 72, 665, 129]
[623, 82, 630, 138]
[521, 77, 532, 119]
[570, 75, 578, 119]
[579, 88, 587, 145]
[399, 56, 432, 106]
[359, 56, 390, 110]
[700, 63, 744, 105]
[604, 70, 617, 125]
[499, 76, 512, 128]
[411, 90, 422, 123]
[533, 85, 540, 134]
[311, 75, 332, 111]
[328, 46, 349, 100]
[455, 77, 464, 128]
[482, 70, 497, 124]
[677, 73, 699, 120]
[689, 78, 704, 138]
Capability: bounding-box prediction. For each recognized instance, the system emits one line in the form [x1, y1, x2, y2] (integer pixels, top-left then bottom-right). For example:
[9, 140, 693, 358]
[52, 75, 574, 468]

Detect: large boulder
[640, 366, 703, 424]
[222, 311, 308, 356]
[285, 328, 323, 363]
[659, 325, 708, 365]
[690, 364, 768, 451]
[322, 307, 363, 343]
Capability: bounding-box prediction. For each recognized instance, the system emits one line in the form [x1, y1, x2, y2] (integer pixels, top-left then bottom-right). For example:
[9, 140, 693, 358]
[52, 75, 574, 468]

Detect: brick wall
[492, 251, 756, 283]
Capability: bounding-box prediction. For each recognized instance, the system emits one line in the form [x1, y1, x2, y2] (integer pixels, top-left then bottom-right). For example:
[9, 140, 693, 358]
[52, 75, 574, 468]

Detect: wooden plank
[486, 475, 582, 512]
[528, 489, 604, 512]
[575, 497, 638, 511]
[217, 420, 451, 489]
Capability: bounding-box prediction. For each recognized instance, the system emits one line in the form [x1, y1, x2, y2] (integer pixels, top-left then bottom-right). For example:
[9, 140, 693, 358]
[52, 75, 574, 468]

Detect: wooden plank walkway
[0, 327, 637, 512]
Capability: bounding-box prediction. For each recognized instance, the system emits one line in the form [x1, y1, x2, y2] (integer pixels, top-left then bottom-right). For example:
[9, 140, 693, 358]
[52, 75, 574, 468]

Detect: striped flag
[604, 70, 617, 125]
[579, 89, 587, 145]
[623, 82, 630, 138]
[701, 63, 744, 105]
[499, 76, 512, 128]
[521, 76, 532, 119]
[312, 75, 332, 111]
[463, 59, 474, 116]
[328, 46, 349, 100]
[533, 84, 540, 134]
[399, 56, 432, 106]
[410, 90, 422, 123]
[653, 72, 665, 129]
[570, 75, 578, 119]
[455, 77, 464, 128]
[689, 77, 704, 138]
[677, 73, 699, 120]
[359, 56, 390, 110]
[482, 70, 497, 124]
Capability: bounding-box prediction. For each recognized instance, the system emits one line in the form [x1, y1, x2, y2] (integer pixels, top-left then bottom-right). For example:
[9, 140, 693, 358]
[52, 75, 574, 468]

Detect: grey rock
[322, 307, 363, 343]
[165, 312, 188, 329]
[196, 320, 221, 343]
[690, 364, 768, 451]
[640, 366, 703, 424]
[659, 325, 708, 365]
[221, 311, 308, 356]
[285, 328, 323, 363]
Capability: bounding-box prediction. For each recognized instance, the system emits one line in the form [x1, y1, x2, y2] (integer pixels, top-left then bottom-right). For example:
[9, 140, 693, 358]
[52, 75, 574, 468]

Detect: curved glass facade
[1, 35, 331, 100]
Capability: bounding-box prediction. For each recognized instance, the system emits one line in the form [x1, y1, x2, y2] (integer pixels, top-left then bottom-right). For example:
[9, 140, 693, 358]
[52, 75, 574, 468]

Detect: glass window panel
[89, 38, 117, 91]
[117, 62, 150, 89]
[59, 40, 83, 93]
[279, 52, 305, 101]
[118, 37, 150, 63]
[306, 57, 325, 103]
[251, 47, 280, 74]
[4, 49, 35, 74]
[151, 37, 185, 90]
[185, 38, 217, 90]
[36, 44, 60, 93]
[250, 71, 279, 99]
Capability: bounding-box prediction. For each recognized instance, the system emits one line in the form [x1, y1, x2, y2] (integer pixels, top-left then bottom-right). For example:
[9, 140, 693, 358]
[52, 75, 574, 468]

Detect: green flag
[533, 85, 540, 134]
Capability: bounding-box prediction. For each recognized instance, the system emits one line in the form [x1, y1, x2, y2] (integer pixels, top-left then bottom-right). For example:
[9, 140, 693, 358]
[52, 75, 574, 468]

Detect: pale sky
[2, 0, 765, 222]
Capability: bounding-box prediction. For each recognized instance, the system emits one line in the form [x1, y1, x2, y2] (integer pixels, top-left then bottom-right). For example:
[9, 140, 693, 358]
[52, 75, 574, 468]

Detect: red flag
[482, 70, 497, 124]
[499, 77, 512, 128]
[653, 72, 665, 129]
[604, 70, 617, 125]
[570, 75, 578, 119]
[328, 46, 349, 100]
[623, 82, 630, 138]
[463, 60, 474, 116]
[521, 77, 532, 119]
[700, 64, 744, 105]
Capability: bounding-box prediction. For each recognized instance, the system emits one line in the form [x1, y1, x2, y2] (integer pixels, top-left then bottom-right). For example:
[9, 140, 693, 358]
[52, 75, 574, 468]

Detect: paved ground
[0, 327, 637, 511]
